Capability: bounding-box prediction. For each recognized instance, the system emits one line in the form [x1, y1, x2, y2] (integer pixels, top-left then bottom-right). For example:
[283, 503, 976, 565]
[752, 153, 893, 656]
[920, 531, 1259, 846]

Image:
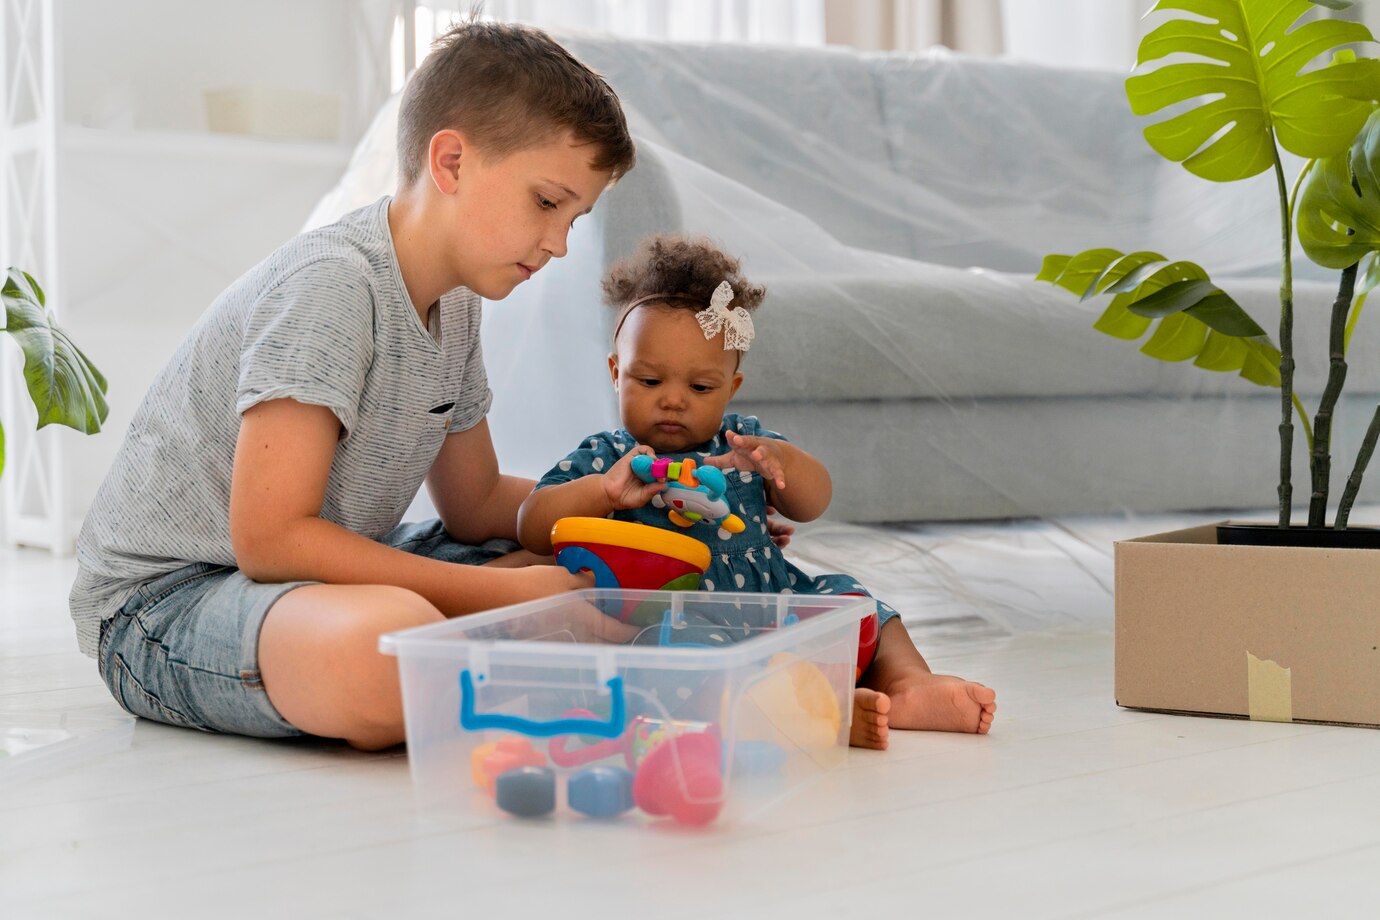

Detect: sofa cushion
[736, 269, 1349, 403]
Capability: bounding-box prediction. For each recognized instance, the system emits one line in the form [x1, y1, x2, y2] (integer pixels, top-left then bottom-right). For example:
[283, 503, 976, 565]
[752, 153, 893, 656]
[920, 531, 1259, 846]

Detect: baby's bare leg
[850, 618, 996, 749]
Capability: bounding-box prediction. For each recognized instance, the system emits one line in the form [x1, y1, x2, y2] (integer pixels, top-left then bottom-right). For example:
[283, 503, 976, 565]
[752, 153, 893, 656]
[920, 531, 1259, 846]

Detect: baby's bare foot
[850, 687, 891, 750]
[885, 671, 996, 734]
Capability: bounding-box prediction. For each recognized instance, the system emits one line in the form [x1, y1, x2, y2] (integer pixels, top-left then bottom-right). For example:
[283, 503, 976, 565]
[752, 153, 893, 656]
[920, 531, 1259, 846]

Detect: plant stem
[1310, 263, 1360, 527]
[1292, 392, 1314, 455]
[1273, 149, 1295, 528]
[1336, 403, 1380, 529]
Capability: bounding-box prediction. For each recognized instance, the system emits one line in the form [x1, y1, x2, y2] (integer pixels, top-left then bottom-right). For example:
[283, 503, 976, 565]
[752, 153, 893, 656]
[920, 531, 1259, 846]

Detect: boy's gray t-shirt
[69, 196, 490, 657]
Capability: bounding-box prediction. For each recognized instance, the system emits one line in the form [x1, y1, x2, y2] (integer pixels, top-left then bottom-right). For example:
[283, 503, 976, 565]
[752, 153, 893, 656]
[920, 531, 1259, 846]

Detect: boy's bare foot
[885, 671, 996, 734]
[850, 687, 891, 750]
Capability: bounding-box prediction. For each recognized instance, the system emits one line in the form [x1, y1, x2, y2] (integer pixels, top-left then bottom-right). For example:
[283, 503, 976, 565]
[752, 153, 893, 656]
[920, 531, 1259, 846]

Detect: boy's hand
[506, 564, 595, 603]
[705, 430, 788, 490]
[603, 445, 666, 511]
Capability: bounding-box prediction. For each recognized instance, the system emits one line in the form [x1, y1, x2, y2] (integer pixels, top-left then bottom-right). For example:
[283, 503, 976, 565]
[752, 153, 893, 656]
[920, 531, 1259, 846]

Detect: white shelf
[60, 125, 355, 166]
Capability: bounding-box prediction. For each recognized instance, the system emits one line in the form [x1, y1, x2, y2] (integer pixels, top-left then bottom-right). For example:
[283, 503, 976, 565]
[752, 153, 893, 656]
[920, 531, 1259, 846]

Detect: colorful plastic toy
[568, 766, 635, 818]
[548, 712, 726, 825]
[731, 740, 787, 777]
[733, 652, 842, 755]
[632, 732, 724, 827]
[630, 455, 746, 540]
[549, 713, 717, 771]
[553, 518, 710, 627]
[470, 737, 546, 793]
[626, 608, 738, 649]
[852, 603, 880, 680]
[495, 766, 557, 818]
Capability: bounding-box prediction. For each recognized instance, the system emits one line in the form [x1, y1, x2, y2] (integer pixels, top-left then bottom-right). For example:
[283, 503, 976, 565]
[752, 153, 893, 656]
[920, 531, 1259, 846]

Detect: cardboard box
[1115, 523, 1380, 727]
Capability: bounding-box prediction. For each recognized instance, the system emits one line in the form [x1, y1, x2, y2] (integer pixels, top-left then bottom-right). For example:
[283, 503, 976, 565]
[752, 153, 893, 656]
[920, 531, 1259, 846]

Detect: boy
[69, 21, 635, 750]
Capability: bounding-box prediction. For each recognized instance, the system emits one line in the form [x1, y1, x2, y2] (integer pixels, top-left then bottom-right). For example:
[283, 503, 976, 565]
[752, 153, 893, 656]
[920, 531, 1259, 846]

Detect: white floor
[5, 516, 1380, 919]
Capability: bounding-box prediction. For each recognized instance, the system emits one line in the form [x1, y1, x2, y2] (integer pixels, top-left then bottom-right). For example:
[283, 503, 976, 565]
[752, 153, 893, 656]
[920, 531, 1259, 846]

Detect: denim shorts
[95, 520, 518, 738]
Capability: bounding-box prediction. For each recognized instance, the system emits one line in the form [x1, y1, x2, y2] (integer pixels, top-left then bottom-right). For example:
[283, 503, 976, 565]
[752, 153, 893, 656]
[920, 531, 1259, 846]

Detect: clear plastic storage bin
[379, 589, 871, 828]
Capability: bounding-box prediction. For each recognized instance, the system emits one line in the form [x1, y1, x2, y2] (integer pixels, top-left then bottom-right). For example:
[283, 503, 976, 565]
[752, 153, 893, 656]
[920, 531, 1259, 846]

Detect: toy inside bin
[379, 589, 871, 829]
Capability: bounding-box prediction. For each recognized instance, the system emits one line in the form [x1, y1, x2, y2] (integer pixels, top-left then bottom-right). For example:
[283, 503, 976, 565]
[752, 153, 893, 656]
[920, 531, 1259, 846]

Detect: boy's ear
[608, 353, 620, 389]
[428, 130, 467, 194]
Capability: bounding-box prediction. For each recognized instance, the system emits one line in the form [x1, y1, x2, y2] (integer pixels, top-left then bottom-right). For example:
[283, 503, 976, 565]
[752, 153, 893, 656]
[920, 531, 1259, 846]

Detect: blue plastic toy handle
[556, 545, 620, 588]
[459, 670, 627, 739]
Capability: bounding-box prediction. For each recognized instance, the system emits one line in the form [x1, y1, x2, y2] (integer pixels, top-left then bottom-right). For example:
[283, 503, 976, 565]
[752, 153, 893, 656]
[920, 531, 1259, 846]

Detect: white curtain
[420, 1, 825, 45]
[1000, 0, 1153, 72]
[824, 0, 1003, 54]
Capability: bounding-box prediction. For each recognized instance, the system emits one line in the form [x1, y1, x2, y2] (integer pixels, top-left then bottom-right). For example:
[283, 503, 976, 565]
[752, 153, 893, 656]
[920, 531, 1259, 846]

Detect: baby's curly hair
[603, 234, 766, 316]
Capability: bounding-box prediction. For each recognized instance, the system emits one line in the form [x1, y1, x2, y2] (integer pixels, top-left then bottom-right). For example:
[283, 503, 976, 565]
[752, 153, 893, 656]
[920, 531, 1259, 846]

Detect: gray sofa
[314, 35, 1374, 523]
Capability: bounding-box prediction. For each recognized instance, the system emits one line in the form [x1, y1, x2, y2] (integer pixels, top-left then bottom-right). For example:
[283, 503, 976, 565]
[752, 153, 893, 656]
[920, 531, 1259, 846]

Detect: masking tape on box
[1246, 652, 1293, 723]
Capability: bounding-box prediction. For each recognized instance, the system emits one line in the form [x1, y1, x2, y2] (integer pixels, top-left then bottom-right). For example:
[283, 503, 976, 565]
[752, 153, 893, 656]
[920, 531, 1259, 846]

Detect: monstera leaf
[1, 268, 109, 480]
[1298, 105, 1380, 269]
[1126, 0, 1380, 181]
[1296, 105, 1380, 355]
[1037, 249, 1281, 386]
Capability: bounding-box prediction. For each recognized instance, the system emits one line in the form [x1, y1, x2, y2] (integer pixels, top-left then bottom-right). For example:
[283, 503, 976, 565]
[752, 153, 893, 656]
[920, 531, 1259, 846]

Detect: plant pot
[1215, 522, 1380, 550]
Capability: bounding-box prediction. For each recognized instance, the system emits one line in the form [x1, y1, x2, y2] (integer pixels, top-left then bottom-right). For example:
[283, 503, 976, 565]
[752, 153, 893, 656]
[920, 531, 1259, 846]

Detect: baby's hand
[765, 505, 794, 549]
[705, 430, 787, 490]
[603, 445, 666, 511]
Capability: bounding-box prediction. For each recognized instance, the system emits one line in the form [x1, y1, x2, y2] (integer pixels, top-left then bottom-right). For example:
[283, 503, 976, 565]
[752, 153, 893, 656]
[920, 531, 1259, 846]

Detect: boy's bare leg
[259, 584, 445, 751]
[850, 617, 996, 750]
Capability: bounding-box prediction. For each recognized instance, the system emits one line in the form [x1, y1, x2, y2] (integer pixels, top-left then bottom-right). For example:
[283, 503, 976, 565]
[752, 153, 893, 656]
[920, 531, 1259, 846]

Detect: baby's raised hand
[603, 445, 666, 511]
[705, 430, 787, 491]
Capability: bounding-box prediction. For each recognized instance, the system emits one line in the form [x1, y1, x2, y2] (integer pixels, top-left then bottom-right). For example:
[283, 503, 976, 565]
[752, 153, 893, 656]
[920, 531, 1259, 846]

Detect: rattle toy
[630, 455, 746, 541]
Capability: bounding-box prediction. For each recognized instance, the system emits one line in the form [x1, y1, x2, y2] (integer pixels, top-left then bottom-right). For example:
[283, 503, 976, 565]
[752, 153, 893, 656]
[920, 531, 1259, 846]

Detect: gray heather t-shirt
[69, 196, 490, 657]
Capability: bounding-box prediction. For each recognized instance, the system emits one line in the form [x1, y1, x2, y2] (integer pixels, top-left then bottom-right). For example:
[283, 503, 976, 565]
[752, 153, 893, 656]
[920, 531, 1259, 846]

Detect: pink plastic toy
[632, 732, 724, 827]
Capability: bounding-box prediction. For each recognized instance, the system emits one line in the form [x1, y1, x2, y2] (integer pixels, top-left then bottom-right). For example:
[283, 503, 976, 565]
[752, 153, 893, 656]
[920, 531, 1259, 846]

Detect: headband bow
[696, 281, 755, 351]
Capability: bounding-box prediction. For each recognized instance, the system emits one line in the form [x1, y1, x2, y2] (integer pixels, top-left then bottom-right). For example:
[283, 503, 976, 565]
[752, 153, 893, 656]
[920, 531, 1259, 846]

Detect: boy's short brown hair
[397, 19, 636, 186]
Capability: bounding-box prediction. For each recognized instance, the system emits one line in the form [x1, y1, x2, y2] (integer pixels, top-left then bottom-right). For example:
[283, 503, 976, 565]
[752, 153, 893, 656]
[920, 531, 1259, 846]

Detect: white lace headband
[612, 280, 756, 351]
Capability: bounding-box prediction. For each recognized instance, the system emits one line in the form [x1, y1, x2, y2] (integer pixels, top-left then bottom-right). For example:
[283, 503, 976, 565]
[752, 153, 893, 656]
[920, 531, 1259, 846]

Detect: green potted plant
[1, 267, 108, 484]
[1036, 0, 1380, 546]
[1039, 0, 1380, 728]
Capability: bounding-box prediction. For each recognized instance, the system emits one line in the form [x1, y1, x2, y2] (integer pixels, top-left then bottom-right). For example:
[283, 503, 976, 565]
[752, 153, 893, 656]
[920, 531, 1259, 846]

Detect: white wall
[2, 0, 386, 549]
[62, 0, 388, 142]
